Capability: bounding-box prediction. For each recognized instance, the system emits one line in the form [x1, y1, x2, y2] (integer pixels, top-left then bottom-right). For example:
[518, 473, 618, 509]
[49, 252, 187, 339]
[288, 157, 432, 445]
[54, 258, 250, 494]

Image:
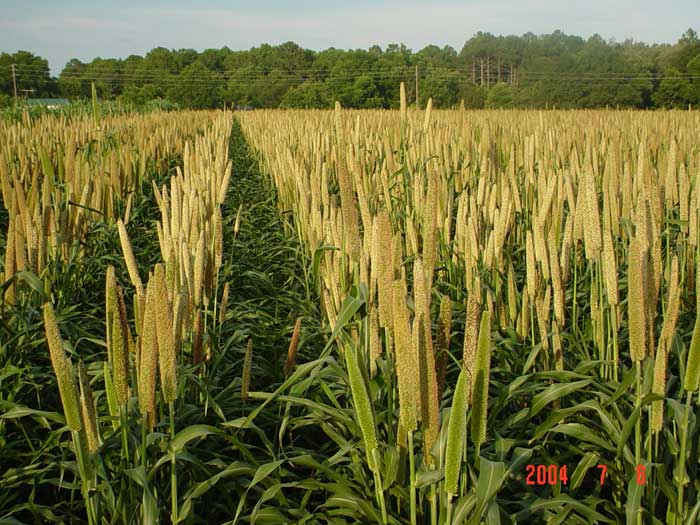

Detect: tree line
[1, 29, 700, 110]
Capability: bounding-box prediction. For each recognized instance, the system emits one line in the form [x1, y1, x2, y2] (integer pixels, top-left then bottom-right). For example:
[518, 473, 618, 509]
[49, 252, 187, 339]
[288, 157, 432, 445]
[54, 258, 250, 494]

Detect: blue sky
[1, 0, 698, 73]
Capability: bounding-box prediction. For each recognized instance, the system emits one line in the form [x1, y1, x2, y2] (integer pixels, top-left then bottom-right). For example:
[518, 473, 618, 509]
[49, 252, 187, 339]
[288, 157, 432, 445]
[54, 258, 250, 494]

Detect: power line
[8, 63, 700, 92]
[9, 61, 700, 81]
[10, 67, 700, 85]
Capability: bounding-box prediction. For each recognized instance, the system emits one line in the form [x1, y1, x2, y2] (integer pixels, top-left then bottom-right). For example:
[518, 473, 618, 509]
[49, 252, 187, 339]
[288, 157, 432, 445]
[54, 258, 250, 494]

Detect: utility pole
[480, 58, 484, 86]
[11, 64, 18, 102]
[415, 64, 419, 108]
[472, 59, 475, 84]
[497, 57, 501, 84]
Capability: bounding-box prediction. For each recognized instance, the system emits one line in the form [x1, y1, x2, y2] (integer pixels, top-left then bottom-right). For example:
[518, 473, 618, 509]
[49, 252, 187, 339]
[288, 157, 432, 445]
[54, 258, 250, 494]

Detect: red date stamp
[525, 464, 568, 485]
[525, 463, 647, 486]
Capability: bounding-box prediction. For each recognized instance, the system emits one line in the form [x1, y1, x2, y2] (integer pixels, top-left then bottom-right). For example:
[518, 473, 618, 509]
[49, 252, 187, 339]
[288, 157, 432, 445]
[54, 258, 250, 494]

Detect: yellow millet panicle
[139, 281, 159, 428]
[284, 317, 302, 377]
[4, 216, 16, 305]
[78, 361, 100, 454]
[219, 281, 230, 325]
[462, 293, 480, 404]
[193, 231, 205, 307]
[112, 284, 131, 405]
[413, 257, 440, 457]
[507, 262, 518, 325]
[552, 320, 564, 370]
[192, 308, 204, 365]
[117, 219, 144, 296]
[369, 309, 381, 377]
[214, 207, 223, 270]
[422, 97, 433, 133]
[105, 265, 118, 362]
[43, 303, 82, 431]
[546, 230, 564, 326]
[423, 168, 438, 290]
[392, 279, 417, 435]
[582, 170, 602, 261]
[435, 294, 452, 400]
[658, 255, 681, 354]
[154, 264, 177, 404]
[602, 226, 619, 306]
[627, 237, 647, 362]
[526, 230, 537, 299]
[471, 310, 492, 448]
[334, 103, 361, 261]
[650, 256, 681, 432]
[651, 343, 669, 433]
[376, 211, 394, 330]
[241, 338, 253, 402]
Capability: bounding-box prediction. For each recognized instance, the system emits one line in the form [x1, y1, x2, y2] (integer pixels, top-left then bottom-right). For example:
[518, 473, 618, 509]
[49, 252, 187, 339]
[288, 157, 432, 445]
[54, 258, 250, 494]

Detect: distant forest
[1, 29, 700, 109]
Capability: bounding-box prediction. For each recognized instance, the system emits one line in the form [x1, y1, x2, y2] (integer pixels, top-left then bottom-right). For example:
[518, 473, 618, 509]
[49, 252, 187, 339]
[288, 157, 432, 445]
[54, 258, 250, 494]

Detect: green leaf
[530, 380, 591, 417]
[178, 461, 256, 522]
[16, 271, 46, 299]
[485, 501, 501, 525]
[687, 497, 700, 524]
[625, 459, 649, 525]
[467, 457, 506, 525]
[250, 484, 286, 524]
[323, 485, 381, 523]
[512, 495, 611, 523]
[503, 447, 533, 480]
[124, 466, 158, 525]
[0, 404, 65, 427]
[415, 466, 444, 489]
[603, 365, 637, 407]
[617, 405, 642, 457]
[102, 362, 120, 431]
[523, 341, 545, 374]
[169, 424, 220, 454]
[452, 494, 477, 525]
[320, 291, 366, 358]
[381, 445, 399, 489]
[549, 423, 615, 452]
[250, 460, 284, 490]
[570, 452, 600, 490]
[250, 506, 289, 525]
[235, 357, 333, 435]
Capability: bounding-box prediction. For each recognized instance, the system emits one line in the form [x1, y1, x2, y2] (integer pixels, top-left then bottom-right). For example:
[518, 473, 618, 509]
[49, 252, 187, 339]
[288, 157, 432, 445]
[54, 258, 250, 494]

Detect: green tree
[686, 54, 700, 104]
[280, 81, 331, 108]
[58, 59, 89, 98]
[422, 69, 463, 108]
[459, 82, 486, 108]
[167, 63, 223, 108]
[652, 68, 693, 107]
[0, 50, 56, 98]
[486, 84, 516, 108]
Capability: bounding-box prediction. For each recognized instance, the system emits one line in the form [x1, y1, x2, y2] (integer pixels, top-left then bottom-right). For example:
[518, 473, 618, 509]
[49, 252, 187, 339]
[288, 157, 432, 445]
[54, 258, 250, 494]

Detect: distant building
[26, 98, 70, 109]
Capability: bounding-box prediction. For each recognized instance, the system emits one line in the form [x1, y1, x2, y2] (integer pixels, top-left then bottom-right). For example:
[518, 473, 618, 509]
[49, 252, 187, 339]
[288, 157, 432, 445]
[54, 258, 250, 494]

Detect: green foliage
[167, 62, 224, 109]
[652, 67, 694, 107]
[486, 83, 517, 108]
[3, 28, 699, 109]
[280, 81, 331, 108]
[0, 50, 56, 97]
